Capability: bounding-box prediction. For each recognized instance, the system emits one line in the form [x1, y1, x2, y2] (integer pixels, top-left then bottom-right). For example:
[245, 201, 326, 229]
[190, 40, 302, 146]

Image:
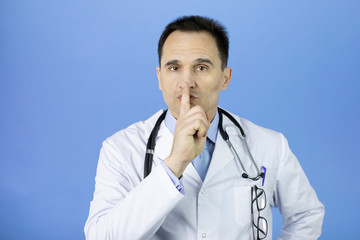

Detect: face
[157, 30, 232, 120]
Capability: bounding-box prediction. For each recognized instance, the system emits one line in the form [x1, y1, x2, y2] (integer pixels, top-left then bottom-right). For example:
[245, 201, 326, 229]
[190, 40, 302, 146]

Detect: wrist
[164, 157, 187, 178]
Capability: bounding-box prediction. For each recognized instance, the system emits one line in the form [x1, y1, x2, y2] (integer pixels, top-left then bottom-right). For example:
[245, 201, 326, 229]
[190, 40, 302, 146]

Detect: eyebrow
[164, 58, 214, 68]
[164, 59, 179, 67]
[194, 58, 214, 67]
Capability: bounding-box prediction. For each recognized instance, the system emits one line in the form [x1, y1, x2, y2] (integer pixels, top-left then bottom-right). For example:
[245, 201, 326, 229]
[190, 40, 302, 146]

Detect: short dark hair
[158, 16, 229, 69]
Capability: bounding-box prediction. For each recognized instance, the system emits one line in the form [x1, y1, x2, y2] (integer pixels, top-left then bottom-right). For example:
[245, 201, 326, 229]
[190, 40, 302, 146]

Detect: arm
[84, 139, 184, 240]
[85, 83, 210, 239]
[273, 134, 325, 240]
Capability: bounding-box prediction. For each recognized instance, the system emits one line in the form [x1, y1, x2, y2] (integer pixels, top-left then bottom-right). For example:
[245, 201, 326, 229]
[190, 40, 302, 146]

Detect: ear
[156, 66, 162, 90]
[221, 67, 232, 90]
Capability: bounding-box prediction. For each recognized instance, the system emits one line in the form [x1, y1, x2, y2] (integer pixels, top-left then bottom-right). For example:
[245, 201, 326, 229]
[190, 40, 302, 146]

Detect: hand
[164, 83, 210, 178]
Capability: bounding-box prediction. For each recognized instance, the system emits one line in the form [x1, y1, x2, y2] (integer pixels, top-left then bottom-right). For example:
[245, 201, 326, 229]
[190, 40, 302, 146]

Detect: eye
[196, 65, 208, 71]
[169, 66, 179, 71]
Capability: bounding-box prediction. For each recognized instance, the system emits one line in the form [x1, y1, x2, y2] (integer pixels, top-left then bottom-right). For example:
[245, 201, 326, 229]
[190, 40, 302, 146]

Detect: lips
[189, 96, 197, 101]
[178, 95, 198, 101]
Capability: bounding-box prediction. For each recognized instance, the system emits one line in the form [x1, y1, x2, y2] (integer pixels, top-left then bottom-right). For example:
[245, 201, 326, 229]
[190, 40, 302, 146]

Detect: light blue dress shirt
[161, 110, 219, 194]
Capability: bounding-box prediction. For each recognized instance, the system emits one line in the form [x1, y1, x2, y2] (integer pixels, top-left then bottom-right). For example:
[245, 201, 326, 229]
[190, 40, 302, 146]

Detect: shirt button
[200, 189, 205, 194]
[202, 233, 207, 238]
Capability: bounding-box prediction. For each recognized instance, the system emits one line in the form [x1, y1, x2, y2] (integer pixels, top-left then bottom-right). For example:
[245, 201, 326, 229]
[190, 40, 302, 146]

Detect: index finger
[180, 82, 190, 116]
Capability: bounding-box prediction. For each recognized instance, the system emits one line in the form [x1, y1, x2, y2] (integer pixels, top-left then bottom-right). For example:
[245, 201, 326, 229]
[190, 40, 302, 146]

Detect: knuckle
[193, 105, 203, 112]
[194, 119, 202, 127]
[195, 112, 206, 121]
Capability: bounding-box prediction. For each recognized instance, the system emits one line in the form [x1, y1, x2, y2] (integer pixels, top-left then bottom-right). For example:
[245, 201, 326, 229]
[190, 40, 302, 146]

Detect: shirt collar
[164, 109, 219, 143]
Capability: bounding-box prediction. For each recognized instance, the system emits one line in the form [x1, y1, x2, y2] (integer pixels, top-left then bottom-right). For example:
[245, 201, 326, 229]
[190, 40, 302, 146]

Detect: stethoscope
[144, 108, 266, 183]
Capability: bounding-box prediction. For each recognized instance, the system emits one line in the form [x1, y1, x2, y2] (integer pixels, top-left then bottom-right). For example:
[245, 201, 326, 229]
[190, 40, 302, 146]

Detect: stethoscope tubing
[144, 108, 264, 181]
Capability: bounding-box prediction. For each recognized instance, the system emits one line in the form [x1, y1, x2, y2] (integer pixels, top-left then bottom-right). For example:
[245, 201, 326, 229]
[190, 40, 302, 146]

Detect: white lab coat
[84, 109, 324, 240]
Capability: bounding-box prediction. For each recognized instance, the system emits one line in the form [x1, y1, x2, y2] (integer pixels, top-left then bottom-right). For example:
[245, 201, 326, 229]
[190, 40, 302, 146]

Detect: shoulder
[103, 109, 165, 151]
[220, 108, 285, 150]
[221, 109, 282, 138]
[96, 110, 166, 178]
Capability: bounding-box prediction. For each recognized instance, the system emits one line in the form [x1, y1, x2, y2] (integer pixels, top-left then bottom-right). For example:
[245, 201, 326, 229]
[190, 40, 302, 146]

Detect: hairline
[158, 16, 229, 70]
[160, 31, 219, 69]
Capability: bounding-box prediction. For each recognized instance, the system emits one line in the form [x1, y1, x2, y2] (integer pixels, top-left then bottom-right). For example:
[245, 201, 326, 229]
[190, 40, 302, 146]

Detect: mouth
[178, 95, 198, 102]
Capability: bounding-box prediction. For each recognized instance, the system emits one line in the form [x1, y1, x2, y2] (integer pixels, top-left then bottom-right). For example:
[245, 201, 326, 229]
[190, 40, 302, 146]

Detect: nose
[180, 68, 196, 89]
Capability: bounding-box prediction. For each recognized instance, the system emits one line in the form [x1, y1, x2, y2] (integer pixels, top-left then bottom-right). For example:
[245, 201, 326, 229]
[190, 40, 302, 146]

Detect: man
[85, 16, 324, 239]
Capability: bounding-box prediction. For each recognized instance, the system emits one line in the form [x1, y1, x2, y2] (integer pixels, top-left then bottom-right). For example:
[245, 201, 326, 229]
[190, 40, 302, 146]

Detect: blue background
[1, 0, 359, 239]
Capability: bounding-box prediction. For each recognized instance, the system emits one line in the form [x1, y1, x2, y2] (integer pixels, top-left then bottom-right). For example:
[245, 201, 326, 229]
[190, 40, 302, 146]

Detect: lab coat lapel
[184, 161, 203, 183]
[153, 122, 173, 161]
[144, 110, 166, 143]
[204, 132, 234, 183]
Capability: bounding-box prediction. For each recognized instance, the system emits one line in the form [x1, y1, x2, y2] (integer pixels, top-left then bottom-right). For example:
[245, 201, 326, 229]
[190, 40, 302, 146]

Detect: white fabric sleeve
[274, 133, 325, 240]
[84, 139, 184, 240]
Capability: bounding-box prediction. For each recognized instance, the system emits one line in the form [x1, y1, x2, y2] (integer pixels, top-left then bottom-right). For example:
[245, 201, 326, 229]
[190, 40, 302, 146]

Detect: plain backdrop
[1, 0, 359, 239]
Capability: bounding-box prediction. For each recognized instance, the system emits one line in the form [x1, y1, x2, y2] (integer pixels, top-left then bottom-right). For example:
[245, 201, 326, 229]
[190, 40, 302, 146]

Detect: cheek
[203, 80, 222, 94]
[162, 81, 175, 95]
[202, 82, 222, 102]
[161, 73, 178, 90]
[161, 81, 177, 103]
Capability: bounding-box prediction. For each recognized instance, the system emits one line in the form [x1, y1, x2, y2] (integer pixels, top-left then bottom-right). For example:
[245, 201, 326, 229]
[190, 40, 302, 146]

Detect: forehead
[161, 31, 221, 66]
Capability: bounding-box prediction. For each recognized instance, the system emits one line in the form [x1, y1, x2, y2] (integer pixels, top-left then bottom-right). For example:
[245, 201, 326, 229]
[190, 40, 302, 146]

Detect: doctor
[85, 16, 324, 239]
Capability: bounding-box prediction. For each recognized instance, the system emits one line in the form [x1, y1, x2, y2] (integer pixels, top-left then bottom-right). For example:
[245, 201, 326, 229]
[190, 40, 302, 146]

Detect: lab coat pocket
[233, 186, 252, 228]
